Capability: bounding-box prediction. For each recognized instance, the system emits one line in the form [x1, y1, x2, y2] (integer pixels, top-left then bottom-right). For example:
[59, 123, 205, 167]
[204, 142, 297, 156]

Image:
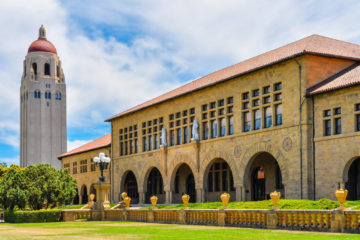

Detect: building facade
[105, 35, 360, 204]
[20, 25, 66, 169]
[61, 34, 360, 204]
[59, 134, 111, 204]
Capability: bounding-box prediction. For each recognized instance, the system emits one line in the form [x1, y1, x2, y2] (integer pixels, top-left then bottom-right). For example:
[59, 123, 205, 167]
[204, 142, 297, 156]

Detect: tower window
[55, 92, 62, 100]
[44, 63, 50, 76]
[45, 91, 51, 99]
[34, 90, 41, 99]
[57, 65, 60, 77]
[32, 63, 37, 75]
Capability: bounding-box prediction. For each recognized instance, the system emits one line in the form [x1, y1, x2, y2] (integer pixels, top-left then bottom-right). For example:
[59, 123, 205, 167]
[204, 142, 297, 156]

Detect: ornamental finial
[38, 24, 46, 39]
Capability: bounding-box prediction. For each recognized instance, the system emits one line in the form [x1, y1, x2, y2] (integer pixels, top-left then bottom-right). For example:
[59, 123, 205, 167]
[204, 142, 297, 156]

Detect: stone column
[235, 184, 243, 201]
[165, 191, 172, 204]
[138, 191, 145, 205]
[196, 188, 204, 203]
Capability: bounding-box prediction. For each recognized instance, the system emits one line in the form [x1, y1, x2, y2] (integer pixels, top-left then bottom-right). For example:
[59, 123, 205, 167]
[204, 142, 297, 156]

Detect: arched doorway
[172, 163, 196, 203]
[123, 171, 139, 204]
[245, 152, 284, 201]
[252, 167, 265, 200]
[90, 184, 97, 202]
[345, 158, 360, 200]
[73, 188, 79, 205]
[204, 159, 235, 202]
[81, 185, 88, 204]
[145, 168, 164, 203]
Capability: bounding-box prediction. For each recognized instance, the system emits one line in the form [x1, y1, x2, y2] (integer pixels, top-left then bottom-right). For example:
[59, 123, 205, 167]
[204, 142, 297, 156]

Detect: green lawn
[0, 221, 358, 240]
[141, 199, 360, 210]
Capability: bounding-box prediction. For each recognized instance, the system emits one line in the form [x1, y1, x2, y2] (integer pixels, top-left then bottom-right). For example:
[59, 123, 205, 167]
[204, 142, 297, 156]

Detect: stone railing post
[179, 210, 186, 224]
[331, 210, 345, 232]
[122, 210, 129, 221]
[217, 210, 226, 226]
[61, 211, 75, 222]
[266, 210, 278, 229]
[147, 210, 155, 222]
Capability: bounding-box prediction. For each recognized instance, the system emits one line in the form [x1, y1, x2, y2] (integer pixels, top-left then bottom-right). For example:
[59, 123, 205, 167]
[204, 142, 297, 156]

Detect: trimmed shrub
[4, 209, 61, 223]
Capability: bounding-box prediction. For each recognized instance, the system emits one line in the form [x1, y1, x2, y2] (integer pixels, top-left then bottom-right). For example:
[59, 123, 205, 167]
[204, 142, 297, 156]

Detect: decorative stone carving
[191, 120, 199, 141]
[282, 137, 292, 152]
[161, 128, 167, 147]
[234, 145, 241, 158]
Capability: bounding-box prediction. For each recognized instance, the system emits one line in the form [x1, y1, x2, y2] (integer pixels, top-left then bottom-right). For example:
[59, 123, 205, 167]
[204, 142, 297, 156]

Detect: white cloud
[1, 0, 360, 159]
[67, 139, 91, 151]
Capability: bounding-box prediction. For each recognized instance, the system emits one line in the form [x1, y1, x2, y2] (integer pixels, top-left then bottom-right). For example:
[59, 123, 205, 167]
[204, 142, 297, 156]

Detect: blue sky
[1, 0, 360, 166]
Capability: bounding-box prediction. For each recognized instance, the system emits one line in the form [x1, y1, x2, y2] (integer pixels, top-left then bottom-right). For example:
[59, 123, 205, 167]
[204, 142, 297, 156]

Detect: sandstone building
[59, 134, 111, 204]
[61, 34, 360, 203]
[20, 25, 66, 169]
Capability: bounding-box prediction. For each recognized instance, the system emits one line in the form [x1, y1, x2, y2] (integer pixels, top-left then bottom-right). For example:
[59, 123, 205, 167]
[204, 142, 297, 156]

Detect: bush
[4, 209, 61, 223]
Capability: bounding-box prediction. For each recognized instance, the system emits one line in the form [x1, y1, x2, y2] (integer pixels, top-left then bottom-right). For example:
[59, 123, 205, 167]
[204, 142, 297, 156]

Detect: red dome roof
[28, 39, 57, 54]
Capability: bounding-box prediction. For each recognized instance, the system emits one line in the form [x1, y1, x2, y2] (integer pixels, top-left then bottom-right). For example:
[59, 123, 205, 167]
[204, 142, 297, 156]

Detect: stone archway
[170, 163, 197, 203]
[122, 171, 139, 204]
[81, 185, 88, 204]
[73, 188, 79, 205]
[243, 152, 285, 201]
[344, 157, 360, 200]
[143, 167, 165, 204]
[203, 158, 236, 202]
[90, 184, 97, 202]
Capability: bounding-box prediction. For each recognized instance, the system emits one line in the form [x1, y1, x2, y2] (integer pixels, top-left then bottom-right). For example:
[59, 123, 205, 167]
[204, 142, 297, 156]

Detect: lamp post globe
[93, 152, 111, 182]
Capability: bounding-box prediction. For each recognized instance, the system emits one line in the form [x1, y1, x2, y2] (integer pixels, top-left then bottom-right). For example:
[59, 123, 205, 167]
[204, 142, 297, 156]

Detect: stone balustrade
[61, 208, 360, 233]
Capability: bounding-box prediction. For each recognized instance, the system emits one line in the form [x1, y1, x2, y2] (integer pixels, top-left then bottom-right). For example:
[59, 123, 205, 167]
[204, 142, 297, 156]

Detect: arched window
[44, 63, 50, 75]
[55, 92, 61, 100]
[220, 118, 226, 137]
[34, 90, 41, 99]
[45, 91, 51, 99]
[32, 63, 37, 75]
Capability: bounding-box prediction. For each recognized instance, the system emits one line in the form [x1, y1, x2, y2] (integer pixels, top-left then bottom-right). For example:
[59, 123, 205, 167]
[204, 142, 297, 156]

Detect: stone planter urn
[150, 195, 158, 210]
[121, 192, 128, 200]
[220, 193, 230, 209]
[270, 191, 281, 210]
[182, 194, 190, 209]
[124, 196, 131, 209]
[335, 189, 348, 210]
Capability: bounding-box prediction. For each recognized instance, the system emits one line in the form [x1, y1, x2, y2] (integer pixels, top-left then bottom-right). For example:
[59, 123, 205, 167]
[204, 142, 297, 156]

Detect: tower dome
[28, 25, 57, 54]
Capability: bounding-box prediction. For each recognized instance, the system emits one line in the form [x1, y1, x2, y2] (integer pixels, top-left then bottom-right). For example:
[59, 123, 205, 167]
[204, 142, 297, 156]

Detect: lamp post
[93, 152, 110, 182]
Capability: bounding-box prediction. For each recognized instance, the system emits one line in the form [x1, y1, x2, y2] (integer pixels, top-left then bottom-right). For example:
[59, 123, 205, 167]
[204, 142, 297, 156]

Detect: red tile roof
[58, 134, 111, 159]
[308, 63, 360, 95]
[105, 34, 360, 122]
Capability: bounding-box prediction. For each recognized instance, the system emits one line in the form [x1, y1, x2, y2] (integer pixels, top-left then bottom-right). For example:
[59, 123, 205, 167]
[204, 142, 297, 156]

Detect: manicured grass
[142, 199, 360, 210]
[0, 221, 358, 239]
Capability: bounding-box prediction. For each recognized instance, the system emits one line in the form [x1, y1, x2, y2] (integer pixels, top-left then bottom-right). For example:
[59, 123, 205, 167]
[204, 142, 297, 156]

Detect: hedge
[4, 209, 61, 223]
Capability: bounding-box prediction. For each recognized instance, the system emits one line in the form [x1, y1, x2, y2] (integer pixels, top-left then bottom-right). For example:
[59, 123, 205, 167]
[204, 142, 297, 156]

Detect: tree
[24, 164, 77, 210]
[0, 167, 28, 210]
[0, 162, 7, 168]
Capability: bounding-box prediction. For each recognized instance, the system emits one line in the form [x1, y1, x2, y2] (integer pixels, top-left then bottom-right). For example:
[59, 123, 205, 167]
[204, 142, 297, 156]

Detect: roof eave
[58, 144, 111, 160]
[105, 52, 360, 122]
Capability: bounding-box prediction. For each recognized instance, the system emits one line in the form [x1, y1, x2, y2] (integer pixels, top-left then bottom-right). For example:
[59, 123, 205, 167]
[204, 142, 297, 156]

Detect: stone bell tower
[20, 25, 67, 169]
